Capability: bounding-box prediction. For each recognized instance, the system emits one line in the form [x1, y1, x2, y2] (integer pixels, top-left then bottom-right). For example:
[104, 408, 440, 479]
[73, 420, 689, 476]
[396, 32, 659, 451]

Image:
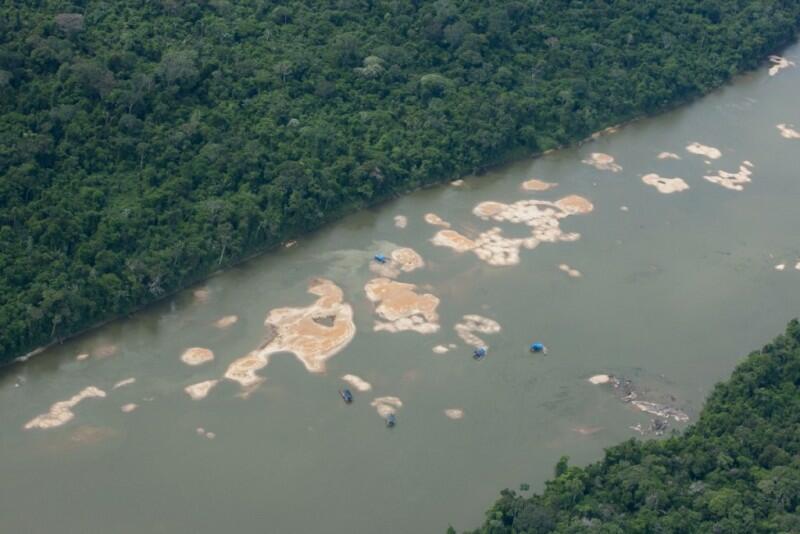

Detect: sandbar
[703, 163, 753, 191]
[588, 374, 611, 385]
[642, 173, 689, 194]
[451, 179, 465, 186]
[24, 386, 106, 430]
[113, 377, 136, 389]
[521, 179, 557, 192]
[76, 353, 90, 361]
[455, 314, 501, 348]
[393, 215, 408, 228]
[371, 396, 402, 418]
[768, 55, 795, 76]
[777, 124, 800, 139]
[193, 288, 209, 302]
[632, 400, 689, 422]
[181, 347, 214, 366]
[424, 213, 451, 228]
[341, 374, 372, 392]
[185, 379, 219, 400]
[558, 264, 582, 278]
[686, 142, 721, 159]
[365, 278, 440, 334]
[657, 152, 681, 160]
[444, 409, 464, 420]
[775, 263, 786, 271]
[432, 345, 450, 354]
[121, 403, 138, 413]
[582, 152, 622, 172]
[214, 315, 238, 328]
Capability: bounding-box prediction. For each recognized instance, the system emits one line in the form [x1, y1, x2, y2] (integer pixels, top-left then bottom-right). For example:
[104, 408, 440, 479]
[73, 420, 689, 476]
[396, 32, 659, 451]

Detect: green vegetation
[470, 320, 800, 533]
[2, 2, 799, 362]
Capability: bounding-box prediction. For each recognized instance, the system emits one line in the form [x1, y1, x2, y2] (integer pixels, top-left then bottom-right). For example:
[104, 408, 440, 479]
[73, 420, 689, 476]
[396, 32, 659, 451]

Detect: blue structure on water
[530, 342, 546, 353]
[385, 414, 397, 427]
[473, 346, 487, 360]
[340, 388, 353, 403]
[373, 254, 387, 264]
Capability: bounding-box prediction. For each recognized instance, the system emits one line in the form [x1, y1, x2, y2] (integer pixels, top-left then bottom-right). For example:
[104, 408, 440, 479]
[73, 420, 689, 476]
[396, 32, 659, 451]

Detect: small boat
[373, 254, 387, 264]
[385, 414, 397, 427]
[339, 388, 353, 404]
[530, 342, 546, 354]
[473, 346, 487, 360]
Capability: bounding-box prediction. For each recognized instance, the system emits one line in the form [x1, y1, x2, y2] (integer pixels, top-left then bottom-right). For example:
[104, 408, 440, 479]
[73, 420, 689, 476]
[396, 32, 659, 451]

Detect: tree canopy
[1, 1, 799, 362]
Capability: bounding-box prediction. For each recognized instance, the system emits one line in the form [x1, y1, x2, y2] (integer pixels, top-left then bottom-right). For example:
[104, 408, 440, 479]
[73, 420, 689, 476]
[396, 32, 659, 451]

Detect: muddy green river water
[1, 46, 799, 533]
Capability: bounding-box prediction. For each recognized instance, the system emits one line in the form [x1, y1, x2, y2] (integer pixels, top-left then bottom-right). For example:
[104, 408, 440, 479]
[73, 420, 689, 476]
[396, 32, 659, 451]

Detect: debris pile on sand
[185, 380, 219, 400]
[341, 374, 372, 392]
[582, 152, 622, 172]
[24, 386, 107, 430]
[642, 173, 690, 194]
[393, 215, 408, 228]
[521, 179, 557, 192]
[686, 142, 721, 160]
[657, 152, 681, 160]
[703, 163, 753, 191]
[451, 179, 465, 186]
[181, 347, 214, 366]
[214, 315, 238, 329]
[364, 278, 440, 334]
[444, 409, 464, 420]
[225, 278, 356, 389]
[455, 314, 501, 348]
[371, 396, 402, 418]
[775, 263, 786, 271]
[768, 55, 795, 76]
[558, 264, 582, 278]
[777, 124, 800, 139]
[424, 213, 451, 228]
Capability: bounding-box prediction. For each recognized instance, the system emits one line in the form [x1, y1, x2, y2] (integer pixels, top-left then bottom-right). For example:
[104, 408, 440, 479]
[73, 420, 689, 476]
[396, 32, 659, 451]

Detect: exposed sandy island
[225, 279, 356, 389]
[393, 215, 408, 228]
[181, 347, 214, 366]
[521, 179, 557, 192]
[76, 353, 90, 361]
[451, 179, 465, 186]
[285, 240, 297, 248]
[432, 345, 450, 354]
[365, 278, 440, 334]
[121, 403, 138, 413]
[686, 142, 721, 159]
[25, 386, 107, 430]
[775, 263, 786, 271]
[558, 264, 582, 278]
[112, 378, 136, 390]
[632, 400, 689, 422]
[214, 315, 238, 329]
[455, 314, 501, 348]
[588, 374, 611, 385]
[341, 374, 372, 392]
[431, 229, 477, 253]
[370, 247, 425, 278]
[642, 173, 690, 194]
[777, 124, 800, 139]
[424, 213, 451, 228]
[185, 379, 219, 400]
[582, 152, 622, 172]
[371, 396, 402, 418]
[193, 288, 209, 302]
[657, 152, 681, 160]
[444, 409, 464, 420]
[703, 163, 753, 191]
[768, 55, 795, 76]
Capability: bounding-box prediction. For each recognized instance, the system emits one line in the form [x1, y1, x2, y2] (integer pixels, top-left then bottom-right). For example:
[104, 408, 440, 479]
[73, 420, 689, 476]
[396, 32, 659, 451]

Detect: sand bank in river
[521, 179, 557, 192]
[365, 278, 440, 334]
[632, 400, 689, 422]
[432, 345, 450, 354]
[24, 386, 106, 430]
[185, 379, 219, 400]
[371, 396, 402, 418]
[558, 264, 582, 278]
[455, 314, 501, 348]
[424, 213, 451, 228]
[703, 163, 753, 191]
[686, 142, 721, 159]
[582, 152, 622, 172]
[121, 403, 138, 413]
[341, 374, 372, 392]
[444, 409, 464, 420]
[777, 124, 800, 139]
[768, 55, 795, 76]
[225, 278, 356, 389]
[370, 247, 425, 278]
[112, 378, 136, 389]
[181, 347, 214, 366]
[193, 288, 210, 302]
[642, 173, 690, 194]
[657, 152, 681, 160]
[451, 179, 465, 187]
[588, 374, 611, 385]
[214, 315, 238, 328]
[393, 215, 408, 228]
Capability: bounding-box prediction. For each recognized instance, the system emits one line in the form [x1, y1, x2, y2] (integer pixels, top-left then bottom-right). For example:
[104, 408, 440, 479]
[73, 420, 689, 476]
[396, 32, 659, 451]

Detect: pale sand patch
[76, 353, 90, 361]
[225, 279, 356, 389]
[25, 386, 106, 430]
[341, 374, 372, 392]
[777, 124, 800, 139]
[432, 345, 450, 354]
[448, 343, 457, 349]
[205, 432, 216, 439]
[193, 288, 209, 302]
[455, 314, 501, 348]
[743, 160, 754, 168]
[184, 379, 219, 400]
[371, 396, 402, 418]
[196, 427, 215, 439]
[181, 347, 214, 366]
[590, 125, 619, 139]
[558, 264, 582, 278]
[795, 261, 800, 271]
[555, 195, 594, 214]
[588, 374, 611, 385]
[93, 344, 117, 358]
[365, 278, 440, 334]
[521, 178, 557, 192]
[393, 215, 408, 228]
[620, 206, 629, 212]
[121, 403, 138, 413]
[768, 55, 795, 76]
[632, 400, 689, 422]
[214, 315, 238, 329]
[642, 173, 690, 194]
[657, 152, 681, 160]
[775, 263, 786, 271]
[686, 142, 721, 159]
[370, 247, 426, 279]
[703, 163, 753, 191]
[112, 378, 136, 390]
[285, 240, 297, 248]
[424, 213, 451, 228]
[431, 229, 477, 253]
[451, 179, 464, 186]
[444, 409, 464, 420]
[582, 152, 622, 172]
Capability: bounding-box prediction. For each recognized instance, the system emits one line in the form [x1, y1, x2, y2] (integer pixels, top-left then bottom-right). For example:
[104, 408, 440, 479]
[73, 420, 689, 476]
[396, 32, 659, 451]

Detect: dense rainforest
[469, 320, 800, 533]
[2, 2, 800, 363]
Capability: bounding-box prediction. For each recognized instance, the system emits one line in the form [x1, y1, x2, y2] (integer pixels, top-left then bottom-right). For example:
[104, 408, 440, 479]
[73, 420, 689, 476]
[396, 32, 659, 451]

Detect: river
[1, 46, 799, 533]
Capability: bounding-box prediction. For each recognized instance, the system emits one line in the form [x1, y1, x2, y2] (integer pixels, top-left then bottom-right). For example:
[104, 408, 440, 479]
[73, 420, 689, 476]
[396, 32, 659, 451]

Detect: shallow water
[2, 45, 799, 533]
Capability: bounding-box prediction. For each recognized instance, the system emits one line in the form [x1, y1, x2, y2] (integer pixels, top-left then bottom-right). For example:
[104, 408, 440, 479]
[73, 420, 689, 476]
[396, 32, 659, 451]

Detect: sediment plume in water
[777, 124, 800, 139]
[657, 152, 681, 160]
[703, 163, 753, 191]
[341, 374, 372, 392]
[455, 314, 501, 348]
[521, 179, 557, 192]
[641, 173, 690, 194]
[24, 386, 107, 430]
[185, 380, 219, 400]
[393, 215, 408, 228]
[558, 264, 582, 278]
[181, 347, 214, 366]
[214, 315, 238, 328]
[686, 142, 721, 159]
[424, 213, 451, 228]
[364, 278, 440, 334]
[444, 409, 464, 420]
[121, 403, 138, 413]
[113, 378, 136, 389]
[371, 396, 402, 418]
[768, 55, 795, 76]
[582, 152, 622, 172]
[225, 279, 356, 389]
